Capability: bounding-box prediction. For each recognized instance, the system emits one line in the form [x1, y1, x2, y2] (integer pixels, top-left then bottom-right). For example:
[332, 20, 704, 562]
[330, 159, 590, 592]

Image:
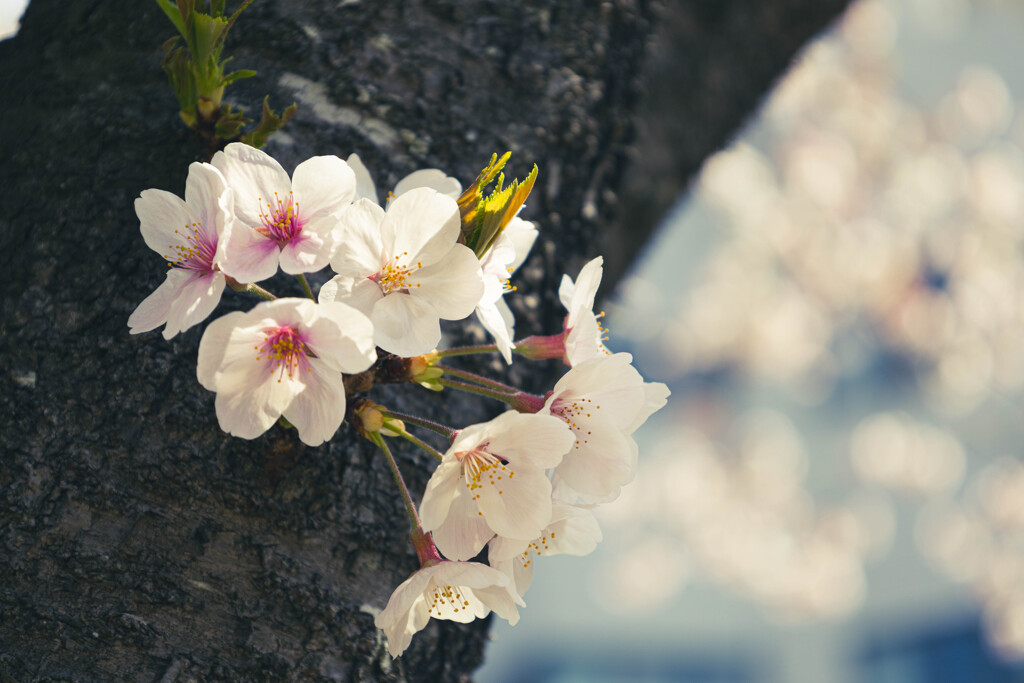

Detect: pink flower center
[371, 251, 423, 294]
[255, 325, 312, 382]
[255, 191, 304, 243]
[164, 220, 216, 272]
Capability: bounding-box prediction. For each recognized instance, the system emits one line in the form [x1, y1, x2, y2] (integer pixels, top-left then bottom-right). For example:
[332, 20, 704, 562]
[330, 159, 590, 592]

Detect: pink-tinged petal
[371, 293, 441, 357]
[282, 359, 346, 446]
[475, 298, 514, 364]
[183, 162, 231, 241]
[136, 189, 197, 256]
[320, 275, 383, 317]
[330, 199, 386, 277]
[566, 256, 603, 328]
[505, 217, 538, 273]
[476, 467, 552, 541]
[419, 461, 463, 531]
[346, 153, 379, 204]
[220, 224, 280, 283]
[212, 143, 293, 227]
[292, 155, 356, 219]
[278, 230, 334, 274]
[128, 268, 190, 336]
[412, 244, 484, 320]
[431, 486, 495, 561]
[162, 271, 226, 339]
[393, 169, 462, 199]
[484, 412, 574, 469]
[383, 188, 460, 267]
[488, 536, 530, 564]
[303, 300, 377, 373]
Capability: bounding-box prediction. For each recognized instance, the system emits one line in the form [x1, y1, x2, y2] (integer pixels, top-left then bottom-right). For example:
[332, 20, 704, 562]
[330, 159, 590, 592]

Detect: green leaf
[155, 0, 187, 37]
[221, 69, 257, 86]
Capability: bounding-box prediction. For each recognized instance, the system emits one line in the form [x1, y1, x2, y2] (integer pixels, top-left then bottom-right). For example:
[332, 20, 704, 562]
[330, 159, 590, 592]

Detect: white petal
[551, 353, 645, 431]
[505, 217, 538, 273]
[213, 366, 296, 440]
[475, 298, 514, 364]
[545, 505, 603, 556]
[292, 155, 356, 219]
[393, 169, 462, 199]
[162, 271, 225, 339]
[278, 230, 335, 274]
[482, 411, 573, 469]
[383, 188, 460, 267]
[330, 199, 386, 277]
[420, 461, 463, 531]
[431, 485, 495, 561]
[183, 162, 231, 238]
[135, 189, 197, 257]
[558, 273, 575, 312]
[623, 381, 671, 434]
[320, 275, 384, 317]
[566, 256, 603, 329]
[412, 244, 484, 320]
[128, 268, 189, 336]
[477, 466, 552, 541]
[282, 359, 346, 446]
[553, 419, 635, 499]
[197, 310, 250, 389]
[347, 153, 380, 204]
[371, 294, 441, 357]
[303, 300, 377, 372]
[212, 143, 293, 227]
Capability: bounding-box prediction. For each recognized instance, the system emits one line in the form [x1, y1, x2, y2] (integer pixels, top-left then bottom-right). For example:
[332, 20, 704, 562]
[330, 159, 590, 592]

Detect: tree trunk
[0, 1, 850, 680]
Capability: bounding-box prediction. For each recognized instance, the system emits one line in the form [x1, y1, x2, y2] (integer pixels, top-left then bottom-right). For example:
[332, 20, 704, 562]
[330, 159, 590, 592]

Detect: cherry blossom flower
[558, 256, 611, 366]
[196, 298, 376, 446]
[346, 153, 462, 206]
[489, 503, 603, 596]
[476, 217, 538, 363]
[374, 560, 523, 658]
[128, 162, 235, 340]
[419, 411, 574, 561]
[211, 142, 356, 281]
[545, 353, 670, 502]
[321, 188, 484, 357]
[513, 255, 608, 366]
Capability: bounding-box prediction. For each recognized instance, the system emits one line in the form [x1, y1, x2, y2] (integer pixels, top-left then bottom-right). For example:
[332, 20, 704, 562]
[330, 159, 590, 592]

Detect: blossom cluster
[129, 143, 668, 657]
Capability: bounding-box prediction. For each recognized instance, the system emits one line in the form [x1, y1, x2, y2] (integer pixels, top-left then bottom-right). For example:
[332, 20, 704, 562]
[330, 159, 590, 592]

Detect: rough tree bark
[0, 1, 850, 680]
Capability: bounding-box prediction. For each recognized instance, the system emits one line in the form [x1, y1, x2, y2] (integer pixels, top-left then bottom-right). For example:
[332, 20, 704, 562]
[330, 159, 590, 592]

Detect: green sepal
[221, 69, 257, 87]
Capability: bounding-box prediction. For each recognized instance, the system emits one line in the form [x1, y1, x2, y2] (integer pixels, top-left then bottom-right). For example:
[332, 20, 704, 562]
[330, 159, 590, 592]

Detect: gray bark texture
[0, 0, 849, 681]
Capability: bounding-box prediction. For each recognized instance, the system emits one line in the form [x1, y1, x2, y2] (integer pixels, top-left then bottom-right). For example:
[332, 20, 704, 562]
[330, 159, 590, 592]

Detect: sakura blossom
[211, 142, 356, 281]
[321, 187, 484, 357]
[419, 411, 574, 561]
[476, 217, 538, 363]
[196, 298, 376, 446]
[558, 255, 611, 366]
[545, 353, 670, 502]
[488, 502, 602, 596]
[128, 162, 235, 340]
[374, 560, 524, 658]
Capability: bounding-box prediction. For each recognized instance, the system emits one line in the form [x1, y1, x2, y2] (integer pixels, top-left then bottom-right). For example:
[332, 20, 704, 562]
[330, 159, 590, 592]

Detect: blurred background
[5, 0, 1023, 680]
[478, 0, 1024, 681]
